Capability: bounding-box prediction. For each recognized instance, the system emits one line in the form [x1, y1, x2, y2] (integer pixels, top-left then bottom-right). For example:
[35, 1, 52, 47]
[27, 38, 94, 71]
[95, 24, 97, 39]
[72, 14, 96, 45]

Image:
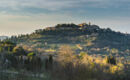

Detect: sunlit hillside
[9, 23, 130, 59]
[0, 23, 129, 80]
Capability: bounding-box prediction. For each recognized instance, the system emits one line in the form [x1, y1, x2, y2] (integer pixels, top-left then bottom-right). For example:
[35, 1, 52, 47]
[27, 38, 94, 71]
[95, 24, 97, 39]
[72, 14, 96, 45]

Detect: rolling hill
[8, 23, 130, 57]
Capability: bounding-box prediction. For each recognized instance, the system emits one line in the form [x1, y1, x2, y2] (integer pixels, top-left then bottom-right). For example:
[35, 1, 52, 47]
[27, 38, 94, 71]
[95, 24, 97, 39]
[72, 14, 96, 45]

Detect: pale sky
[0, 0, 130, 36]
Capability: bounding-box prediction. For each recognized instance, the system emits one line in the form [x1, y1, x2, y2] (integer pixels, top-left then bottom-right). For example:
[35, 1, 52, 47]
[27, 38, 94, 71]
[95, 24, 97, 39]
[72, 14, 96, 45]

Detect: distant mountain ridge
[0, 36, 8, 40]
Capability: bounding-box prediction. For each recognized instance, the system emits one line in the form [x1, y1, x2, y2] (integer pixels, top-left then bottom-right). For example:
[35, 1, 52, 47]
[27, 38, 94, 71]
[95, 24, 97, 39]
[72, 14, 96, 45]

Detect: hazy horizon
[0, 0, 130, 36]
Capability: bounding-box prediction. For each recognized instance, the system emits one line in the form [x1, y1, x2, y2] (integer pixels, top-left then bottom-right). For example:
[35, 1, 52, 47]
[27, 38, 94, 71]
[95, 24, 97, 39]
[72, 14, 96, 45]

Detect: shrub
[106, 55, 116, 65]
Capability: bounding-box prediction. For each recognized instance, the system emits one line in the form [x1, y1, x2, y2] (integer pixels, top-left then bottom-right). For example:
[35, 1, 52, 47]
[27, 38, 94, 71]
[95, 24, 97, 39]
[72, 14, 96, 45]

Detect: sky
[0, 0, 130, 36]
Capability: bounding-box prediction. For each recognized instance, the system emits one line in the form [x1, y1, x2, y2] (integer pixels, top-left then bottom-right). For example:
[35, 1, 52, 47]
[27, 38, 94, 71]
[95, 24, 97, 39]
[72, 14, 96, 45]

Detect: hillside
[1, 23, 130, 80]
[8, 23, 130, 57]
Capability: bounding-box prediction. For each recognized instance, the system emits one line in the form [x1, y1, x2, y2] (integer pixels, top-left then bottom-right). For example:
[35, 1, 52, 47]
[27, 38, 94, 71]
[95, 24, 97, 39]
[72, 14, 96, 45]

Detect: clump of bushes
[106, 55, 116, 65]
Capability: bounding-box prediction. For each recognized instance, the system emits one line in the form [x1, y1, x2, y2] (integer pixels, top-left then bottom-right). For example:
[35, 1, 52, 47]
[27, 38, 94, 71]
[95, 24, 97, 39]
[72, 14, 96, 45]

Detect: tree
[58, 45, 74, 63]
[106, 55, 116, 65]
[13, 46, 27, 56]
[110, 48, 119, 56]
[0, 40, 16, 52]
[45, 55, 53, 70]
